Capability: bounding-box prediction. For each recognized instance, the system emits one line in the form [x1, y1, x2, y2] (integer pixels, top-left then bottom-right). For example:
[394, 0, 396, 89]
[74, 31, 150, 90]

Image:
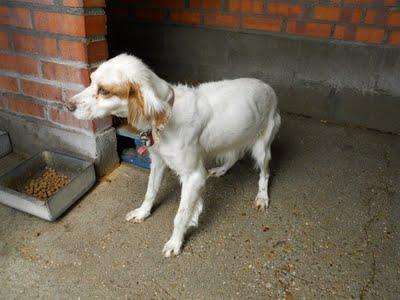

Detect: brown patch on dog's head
[126, 83, 171, 130]
[97, 82, 130, 99]
[126, 82, 145, 126]
[96, 82, 145, 126]
[98, 81, 170, 129]
[152, 110, 169, 129]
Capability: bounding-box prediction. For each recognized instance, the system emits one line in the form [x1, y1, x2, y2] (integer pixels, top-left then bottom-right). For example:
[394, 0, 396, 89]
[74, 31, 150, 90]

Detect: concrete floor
[0, 114, 399, 299]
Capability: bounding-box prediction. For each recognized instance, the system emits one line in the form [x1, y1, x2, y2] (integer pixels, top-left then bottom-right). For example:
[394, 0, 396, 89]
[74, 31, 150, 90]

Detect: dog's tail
[262, 108, 281, 149]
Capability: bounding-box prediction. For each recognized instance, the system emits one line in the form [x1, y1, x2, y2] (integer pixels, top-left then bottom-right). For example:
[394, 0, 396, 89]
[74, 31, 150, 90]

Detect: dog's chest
[151, 138, 199, 175]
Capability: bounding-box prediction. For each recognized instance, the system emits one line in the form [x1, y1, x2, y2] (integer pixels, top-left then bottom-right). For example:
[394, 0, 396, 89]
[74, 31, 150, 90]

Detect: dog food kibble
[23, 167, 70, 201]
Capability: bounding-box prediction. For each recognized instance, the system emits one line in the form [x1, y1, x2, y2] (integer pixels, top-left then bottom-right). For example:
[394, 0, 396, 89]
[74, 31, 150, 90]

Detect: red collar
[137, 130, 153, 155]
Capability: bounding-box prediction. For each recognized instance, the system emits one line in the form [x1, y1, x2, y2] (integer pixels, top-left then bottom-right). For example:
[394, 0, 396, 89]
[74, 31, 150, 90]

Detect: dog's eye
[98, 87, 110, 96]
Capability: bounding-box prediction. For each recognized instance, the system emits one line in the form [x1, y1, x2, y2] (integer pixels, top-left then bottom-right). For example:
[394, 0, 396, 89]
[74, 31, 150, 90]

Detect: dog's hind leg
[208, 150, 240, 177]
[126, 153, 166, 223]
[251, 111, 281, 210]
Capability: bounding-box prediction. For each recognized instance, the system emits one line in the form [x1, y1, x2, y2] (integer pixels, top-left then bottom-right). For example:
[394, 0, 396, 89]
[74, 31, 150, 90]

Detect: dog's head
[67, 54, 173, 130]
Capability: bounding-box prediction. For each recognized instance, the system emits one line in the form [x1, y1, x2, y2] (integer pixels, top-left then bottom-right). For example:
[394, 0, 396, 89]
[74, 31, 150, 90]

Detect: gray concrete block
[0, 130, 11, 158]
[0, 112, 119, 177]
[94, 127, 119, 176]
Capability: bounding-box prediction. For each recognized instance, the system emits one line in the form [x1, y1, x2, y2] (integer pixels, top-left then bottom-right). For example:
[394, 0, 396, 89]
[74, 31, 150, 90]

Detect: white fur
[70, 54, 281, 257]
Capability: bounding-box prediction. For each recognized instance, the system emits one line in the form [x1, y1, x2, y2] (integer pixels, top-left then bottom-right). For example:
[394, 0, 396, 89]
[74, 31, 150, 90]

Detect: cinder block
[0, 130, 11, 158]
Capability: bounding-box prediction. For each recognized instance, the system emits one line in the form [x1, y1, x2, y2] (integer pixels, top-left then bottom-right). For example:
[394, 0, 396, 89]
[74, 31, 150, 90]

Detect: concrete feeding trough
[0, 130, 11, 158]
[0, 151, 95, 221]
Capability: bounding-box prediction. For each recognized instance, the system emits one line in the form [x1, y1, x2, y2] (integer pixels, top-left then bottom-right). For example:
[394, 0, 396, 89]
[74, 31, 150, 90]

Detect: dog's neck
[137, 85, 175, 146]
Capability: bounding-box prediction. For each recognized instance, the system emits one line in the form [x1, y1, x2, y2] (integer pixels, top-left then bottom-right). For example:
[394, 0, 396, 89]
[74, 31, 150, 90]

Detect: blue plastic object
[121, 148, 151, 169]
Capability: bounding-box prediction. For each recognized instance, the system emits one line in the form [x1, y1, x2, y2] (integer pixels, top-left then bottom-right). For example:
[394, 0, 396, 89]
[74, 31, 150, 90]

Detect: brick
[314, 6, 342, 21]
[228, 0, 263, 14]
[58, 39, 108, 63]
[387, 11, 400, 26]
[0, 6, 9, 26]
[21, 80, 62, 102]
[287, 20, 332, 38]
[351, 9, 363, 23]
[190, 0, 222, 11]
[227, 0, 240, 12]
[150, 0, 184, 9]
[63, 0, 106, 7]
[267, 3, 304, 17]
[0, 31, 8, 49]
[34, 11, 85, 36]
[241, 0, 264, 14]
[49, 107, 94, 131]
[14, 33, 57, 56]
[135, 8, 166, 21]
[87, 40, 108, 63]
[343, 0, 384, 4]
[8, 97, 45, 118]
[170, 11, 201, 25]
[334, 24, 356, 40]
[365, 9, 386, 25]
[314, 6, 361, 23]
[34, 11, 106, 37]
[384, 0, 397, 6]
[242, 16, 282, 32]
[84, 15, 107, 36]
[42, 61, 90, 85]
[58, 40, 86, 61]
[355, 27, 384, 43]
[0, 75, 18, 92]
[12, 7, 33, 29]
[0, 53, 38, 75]
[0, 6, 9, 16]
[388, 31, 400, 46]
[204, 13, 240, 28]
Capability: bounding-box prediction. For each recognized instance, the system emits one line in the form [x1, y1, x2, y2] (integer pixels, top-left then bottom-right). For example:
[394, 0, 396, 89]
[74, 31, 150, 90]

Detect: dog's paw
[162, 238, 183, 257]
[208, 167, 227, 178]
[125, 208, 150, 223]
[254, 196, 269, 211]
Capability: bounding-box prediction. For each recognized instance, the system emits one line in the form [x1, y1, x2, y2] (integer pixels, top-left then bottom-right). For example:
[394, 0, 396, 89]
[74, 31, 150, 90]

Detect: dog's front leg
[162, 167, 206, 257]
[126, 153, 166, 223]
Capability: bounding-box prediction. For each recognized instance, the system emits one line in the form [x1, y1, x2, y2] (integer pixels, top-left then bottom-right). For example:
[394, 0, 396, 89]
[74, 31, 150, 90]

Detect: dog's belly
[200, 112, 263, 154]
[200, 101, 272, 153]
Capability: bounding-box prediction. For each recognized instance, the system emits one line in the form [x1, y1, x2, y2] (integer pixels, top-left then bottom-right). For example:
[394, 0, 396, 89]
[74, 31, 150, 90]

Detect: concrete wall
[107, 0, 400, 134]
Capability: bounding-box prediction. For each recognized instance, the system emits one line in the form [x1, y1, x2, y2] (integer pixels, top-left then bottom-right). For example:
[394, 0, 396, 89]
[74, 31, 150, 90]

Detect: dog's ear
[127, 78, 172, 130]
[127, 82, 145, 126]
[137, 84, 172, 130]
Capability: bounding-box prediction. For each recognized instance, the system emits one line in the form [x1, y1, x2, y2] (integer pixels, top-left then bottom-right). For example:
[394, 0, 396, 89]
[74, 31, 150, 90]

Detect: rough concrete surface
[0, 114, 399, 299]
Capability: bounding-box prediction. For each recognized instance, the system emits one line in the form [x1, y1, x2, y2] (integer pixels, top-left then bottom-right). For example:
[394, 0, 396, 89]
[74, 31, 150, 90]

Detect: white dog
[67, 54, 281, 257]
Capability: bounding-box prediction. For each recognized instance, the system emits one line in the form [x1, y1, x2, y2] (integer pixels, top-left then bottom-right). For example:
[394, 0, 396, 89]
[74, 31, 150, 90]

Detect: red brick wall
[0, 0, 110, 134]
[109, 0, 400, 47]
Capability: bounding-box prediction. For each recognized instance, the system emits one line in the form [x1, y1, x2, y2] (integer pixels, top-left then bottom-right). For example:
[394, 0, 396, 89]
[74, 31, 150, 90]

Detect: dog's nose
[66, 102, 76, 112]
